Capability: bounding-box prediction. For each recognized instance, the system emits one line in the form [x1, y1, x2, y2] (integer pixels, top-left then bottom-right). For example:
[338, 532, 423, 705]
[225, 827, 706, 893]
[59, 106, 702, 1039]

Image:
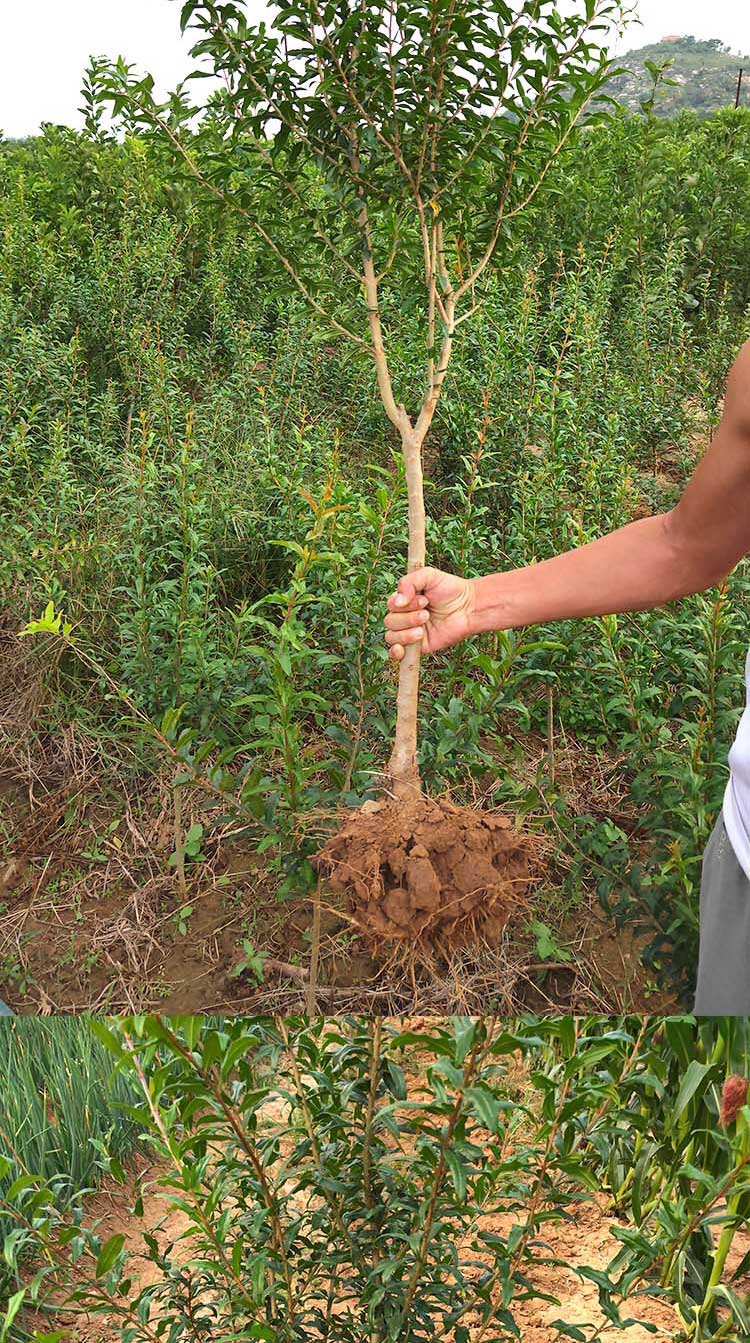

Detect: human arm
[384, 341, 750, 660]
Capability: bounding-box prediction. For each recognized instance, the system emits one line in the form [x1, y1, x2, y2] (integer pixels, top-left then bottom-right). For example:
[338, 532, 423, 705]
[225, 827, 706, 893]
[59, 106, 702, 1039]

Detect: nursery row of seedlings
[2, 1015, 750, 1341]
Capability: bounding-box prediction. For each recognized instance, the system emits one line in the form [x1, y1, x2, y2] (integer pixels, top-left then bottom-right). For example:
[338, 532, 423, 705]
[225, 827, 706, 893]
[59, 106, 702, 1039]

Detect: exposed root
[313, 795, 531, 955]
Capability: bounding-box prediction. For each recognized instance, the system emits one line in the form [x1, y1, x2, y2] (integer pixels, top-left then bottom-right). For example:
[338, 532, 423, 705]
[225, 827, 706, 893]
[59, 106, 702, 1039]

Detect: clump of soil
[313, 796, 530, 950]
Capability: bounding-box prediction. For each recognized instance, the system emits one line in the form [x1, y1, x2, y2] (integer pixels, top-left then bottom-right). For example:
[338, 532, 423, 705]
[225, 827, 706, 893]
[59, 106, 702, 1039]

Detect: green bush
[4, 1015, 750, 1341]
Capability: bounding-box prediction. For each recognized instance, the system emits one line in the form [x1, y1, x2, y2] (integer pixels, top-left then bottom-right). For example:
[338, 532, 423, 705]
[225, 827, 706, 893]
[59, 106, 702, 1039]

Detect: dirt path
[483, 1198, 677, 1342]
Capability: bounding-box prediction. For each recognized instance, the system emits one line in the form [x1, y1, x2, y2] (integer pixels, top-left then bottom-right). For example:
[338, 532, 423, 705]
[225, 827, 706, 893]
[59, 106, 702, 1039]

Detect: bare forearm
[385, 344, 750, 661]
[469, 511, 717, 634]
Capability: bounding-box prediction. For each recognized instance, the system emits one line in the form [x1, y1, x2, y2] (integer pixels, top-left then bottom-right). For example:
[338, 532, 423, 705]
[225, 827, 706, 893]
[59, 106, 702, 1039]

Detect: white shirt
[723, 648, 750, 881]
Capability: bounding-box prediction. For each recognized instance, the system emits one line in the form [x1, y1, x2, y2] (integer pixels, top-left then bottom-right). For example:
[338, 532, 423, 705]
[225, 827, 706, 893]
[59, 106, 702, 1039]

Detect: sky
[0, 0, 748, 140]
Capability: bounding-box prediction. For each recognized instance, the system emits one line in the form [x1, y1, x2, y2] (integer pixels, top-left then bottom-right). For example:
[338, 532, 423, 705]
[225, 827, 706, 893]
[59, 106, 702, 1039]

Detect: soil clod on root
[313, 797, 530, 951]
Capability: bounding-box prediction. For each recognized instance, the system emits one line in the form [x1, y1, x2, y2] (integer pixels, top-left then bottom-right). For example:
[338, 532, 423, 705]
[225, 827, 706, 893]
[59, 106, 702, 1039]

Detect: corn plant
[535, 1016, 750, 1341]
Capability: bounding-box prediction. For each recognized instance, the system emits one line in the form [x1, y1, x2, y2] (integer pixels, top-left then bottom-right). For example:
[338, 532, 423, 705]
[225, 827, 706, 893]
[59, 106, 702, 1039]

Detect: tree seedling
[92, 0, 626, 952]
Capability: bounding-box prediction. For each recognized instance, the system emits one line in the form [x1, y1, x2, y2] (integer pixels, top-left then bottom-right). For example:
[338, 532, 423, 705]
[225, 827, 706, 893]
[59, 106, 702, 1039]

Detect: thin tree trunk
[306, 881, 321, 1016]
[387, 427, 426, 798]
[173, 776, 187, 897]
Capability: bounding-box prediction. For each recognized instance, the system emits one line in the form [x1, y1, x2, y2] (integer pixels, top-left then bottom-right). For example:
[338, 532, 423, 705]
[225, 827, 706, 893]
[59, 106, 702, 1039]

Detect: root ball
[313, 796, 530, 951]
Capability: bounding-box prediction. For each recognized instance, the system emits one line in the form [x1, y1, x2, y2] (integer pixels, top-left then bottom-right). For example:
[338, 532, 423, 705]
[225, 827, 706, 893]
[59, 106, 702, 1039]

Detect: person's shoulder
[725, 340, 750, 435]
[730, 339, 750, 384]
[733, 338, 750, 374]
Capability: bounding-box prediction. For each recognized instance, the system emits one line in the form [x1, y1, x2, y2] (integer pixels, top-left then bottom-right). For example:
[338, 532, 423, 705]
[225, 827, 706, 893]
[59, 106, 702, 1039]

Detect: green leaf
[19, 600, 72, 639]
[550, 1323, 587, 1342]
[672, 1060, 713, 1121]
[466, 1085, 501, 1134]
[220, 1033, 261, 1080]
[1, 1290, 26, 1343]
[384, 1059, 407, 1100]
[632, 1141, 660, 1224]
[6, 1175, 42, 1201]
[452, 1018, 476, 1065]
[532, 920, 572, 963]
[96, 1232, 126, 1277]
[444, 1149, 467, 1202]
[711, 1284, 750, 1329]
[89, 1019, 127, 1061]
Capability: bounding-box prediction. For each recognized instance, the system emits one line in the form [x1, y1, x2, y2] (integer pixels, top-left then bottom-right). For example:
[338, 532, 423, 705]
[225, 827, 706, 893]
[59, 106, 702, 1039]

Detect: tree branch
[455, 6, 609, 301]
[308, 0, 417, 193]
[201, 1, 391, 205]
[349, 129, 410, 431]
[125, 1031, 290, 1329]
[433, 14, 530, 206]
[415, 220, 456, 440]
[395, 1025, 490, 1333]
[127, 91, 370, 349]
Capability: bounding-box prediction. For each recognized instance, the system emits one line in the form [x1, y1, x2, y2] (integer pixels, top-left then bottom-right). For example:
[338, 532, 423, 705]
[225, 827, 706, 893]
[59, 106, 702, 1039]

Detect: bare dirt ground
[473, 1200, 678, 1343]
[0, 621, 679, 1017]
[0, 751, 677, 1018]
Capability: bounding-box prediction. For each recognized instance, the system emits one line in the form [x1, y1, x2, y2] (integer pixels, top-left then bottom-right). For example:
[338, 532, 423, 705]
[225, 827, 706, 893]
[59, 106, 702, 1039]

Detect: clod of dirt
[313, 797, 530, 951]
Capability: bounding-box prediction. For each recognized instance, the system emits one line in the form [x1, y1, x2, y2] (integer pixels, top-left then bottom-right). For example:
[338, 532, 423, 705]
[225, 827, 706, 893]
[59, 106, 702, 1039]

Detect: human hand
[384, 566, 475, 661]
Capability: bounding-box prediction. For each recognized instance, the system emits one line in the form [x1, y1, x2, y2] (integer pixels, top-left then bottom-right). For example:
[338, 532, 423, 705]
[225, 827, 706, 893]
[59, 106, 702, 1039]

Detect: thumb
[395, 567, 434, 606]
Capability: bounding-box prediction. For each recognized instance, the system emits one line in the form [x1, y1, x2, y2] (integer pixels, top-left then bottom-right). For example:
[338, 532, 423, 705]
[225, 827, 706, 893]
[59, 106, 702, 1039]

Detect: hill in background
[605, 35, 749, 116]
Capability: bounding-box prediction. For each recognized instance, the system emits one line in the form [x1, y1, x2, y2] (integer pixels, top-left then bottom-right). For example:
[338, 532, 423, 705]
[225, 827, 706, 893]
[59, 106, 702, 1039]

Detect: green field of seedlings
[2, 1014, 750, 1342]
[1, 2, 750, 1017]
